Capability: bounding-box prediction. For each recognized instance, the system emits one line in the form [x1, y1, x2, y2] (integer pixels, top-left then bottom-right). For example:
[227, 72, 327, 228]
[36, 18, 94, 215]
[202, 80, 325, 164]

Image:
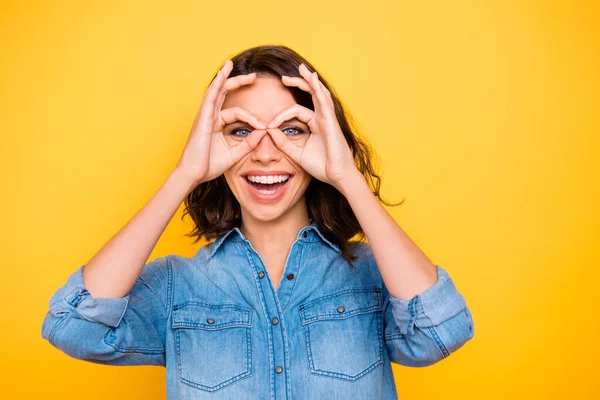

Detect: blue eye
[231, 128, 251, 137]
[283, 127, 304, 136]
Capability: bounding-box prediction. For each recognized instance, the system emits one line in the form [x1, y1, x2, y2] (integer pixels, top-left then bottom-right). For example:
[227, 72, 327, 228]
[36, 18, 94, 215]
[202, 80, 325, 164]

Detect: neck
[240, 200, 310, 256]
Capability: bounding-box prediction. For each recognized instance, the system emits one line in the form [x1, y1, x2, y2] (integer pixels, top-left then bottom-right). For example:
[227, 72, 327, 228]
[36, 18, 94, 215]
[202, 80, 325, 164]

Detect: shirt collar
[206, 220, 340, 260]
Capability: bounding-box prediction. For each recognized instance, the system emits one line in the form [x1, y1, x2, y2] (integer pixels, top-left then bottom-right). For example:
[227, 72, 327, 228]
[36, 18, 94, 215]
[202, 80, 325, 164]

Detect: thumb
[267, 128, 303, 164]
[229, 129, 267, 163]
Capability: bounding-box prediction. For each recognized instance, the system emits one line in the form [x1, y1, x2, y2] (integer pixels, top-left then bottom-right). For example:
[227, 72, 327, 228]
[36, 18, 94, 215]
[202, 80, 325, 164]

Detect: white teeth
[246, 174, 290, 184]
[257, 188, 277, 194]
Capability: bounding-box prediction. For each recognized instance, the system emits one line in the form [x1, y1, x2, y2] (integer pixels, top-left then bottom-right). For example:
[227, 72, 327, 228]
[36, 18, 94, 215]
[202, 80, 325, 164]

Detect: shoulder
[348, 241, 376, 265]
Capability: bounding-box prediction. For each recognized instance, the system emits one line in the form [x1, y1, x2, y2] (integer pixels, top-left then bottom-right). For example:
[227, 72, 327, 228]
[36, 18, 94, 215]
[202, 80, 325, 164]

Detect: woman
[41, 45, 474, 399]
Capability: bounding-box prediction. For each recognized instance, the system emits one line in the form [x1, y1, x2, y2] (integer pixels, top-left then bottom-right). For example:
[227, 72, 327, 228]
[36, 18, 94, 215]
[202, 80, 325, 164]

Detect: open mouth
[244, 174, 292, 195]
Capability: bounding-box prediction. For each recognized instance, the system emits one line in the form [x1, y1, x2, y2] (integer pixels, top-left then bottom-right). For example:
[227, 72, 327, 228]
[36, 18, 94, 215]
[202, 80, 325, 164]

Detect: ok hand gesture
[175, 60, 268, 185]
[266, 64, 358, 191]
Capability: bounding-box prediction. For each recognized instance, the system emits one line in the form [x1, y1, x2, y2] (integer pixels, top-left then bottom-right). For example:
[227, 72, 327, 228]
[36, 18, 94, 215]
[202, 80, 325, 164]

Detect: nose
[251, 131, 282, 164]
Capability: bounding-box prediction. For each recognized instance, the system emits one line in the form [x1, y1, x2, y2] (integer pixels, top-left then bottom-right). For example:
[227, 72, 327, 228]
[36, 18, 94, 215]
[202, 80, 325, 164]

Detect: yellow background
[1, 0, 598, 398]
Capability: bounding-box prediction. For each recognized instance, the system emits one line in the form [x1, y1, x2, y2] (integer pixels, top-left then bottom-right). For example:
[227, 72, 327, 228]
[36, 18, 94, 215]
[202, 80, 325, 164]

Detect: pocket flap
[299, 288, 383, 325]
[172, 302, 252, 330]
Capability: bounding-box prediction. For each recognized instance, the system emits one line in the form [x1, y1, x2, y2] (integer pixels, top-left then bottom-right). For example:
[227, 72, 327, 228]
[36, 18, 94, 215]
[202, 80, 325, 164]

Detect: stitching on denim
[48, 314, 68, 346]
[103, 333, 165, 355]
[407, 296, 419, 335]
[67, 288, 88, 307]
[426, 326, 449, 358]
[240, 242, 274, 396]
[167, 258, 173, 313]
[173, 301, 252, 312]
[175, 326, 252, 391]
[385, 333, 407, 341]
[266, 242, 297, 400]
[304, 308, 384, 381]
[279, 240, 305, 312]
[299, 288, 383, 325]
[171, 303, 252, 329]
[112, 296, 129, 328]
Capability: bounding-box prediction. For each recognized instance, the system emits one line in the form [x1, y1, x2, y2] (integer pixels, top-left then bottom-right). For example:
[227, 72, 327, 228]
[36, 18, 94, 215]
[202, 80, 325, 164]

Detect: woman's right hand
[174, 59, 267, 186]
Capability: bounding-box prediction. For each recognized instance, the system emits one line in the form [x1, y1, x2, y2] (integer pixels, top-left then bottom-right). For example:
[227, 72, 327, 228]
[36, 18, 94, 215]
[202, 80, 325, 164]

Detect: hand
[265, 63, 358, 190]
[174, 60, 267, 185]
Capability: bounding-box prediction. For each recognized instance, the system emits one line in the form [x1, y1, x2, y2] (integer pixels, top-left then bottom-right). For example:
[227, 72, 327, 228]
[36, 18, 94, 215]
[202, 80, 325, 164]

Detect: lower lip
[243, 176, 293, 202]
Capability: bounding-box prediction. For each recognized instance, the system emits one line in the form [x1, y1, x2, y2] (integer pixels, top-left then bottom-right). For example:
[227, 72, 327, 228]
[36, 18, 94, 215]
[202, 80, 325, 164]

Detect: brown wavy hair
[182, 45, 404, 267]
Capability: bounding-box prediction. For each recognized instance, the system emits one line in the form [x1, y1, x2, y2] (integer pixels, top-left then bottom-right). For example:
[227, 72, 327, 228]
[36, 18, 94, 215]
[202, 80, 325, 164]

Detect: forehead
[222, 75, 296, 122]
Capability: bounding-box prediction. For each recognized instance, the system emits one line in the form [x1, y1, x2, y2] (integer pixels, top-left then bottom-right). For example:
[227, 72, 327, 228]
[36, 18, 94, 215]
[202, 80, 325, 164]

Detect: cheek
[223, 134, 240, 147]
[289, 134, 310, 147]
[295, 170, 312, 192]
[223, 168, 238, 189]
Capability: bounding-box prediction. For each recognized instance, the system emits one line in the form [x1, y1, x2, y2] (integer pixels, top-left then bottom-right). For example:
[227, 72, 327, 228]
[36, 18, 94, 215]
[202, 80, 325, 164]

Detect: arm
[40, 171, 194, 365]
[40, 60, 266, 364]
[337, 170, 437, 300]
[263, 62, 474, 366]
[82, 171, 196, 299]
[337, 171, 474, 366]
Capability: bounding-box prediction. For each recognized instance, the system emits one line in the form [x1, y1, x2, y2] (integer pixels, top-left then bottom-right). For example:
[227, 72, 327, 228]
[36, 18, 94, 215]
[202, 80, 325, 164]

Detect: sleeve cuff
[48, 265, 130, 328]
[388, 265, 467, 335]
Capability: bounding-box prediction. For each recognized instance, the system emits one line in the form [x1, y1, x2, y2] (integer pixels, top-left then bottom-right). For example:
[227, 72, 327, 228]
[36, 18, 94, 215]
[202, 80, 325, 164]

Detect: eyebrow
[283, 118, 307, 125]
[224, 117, 308, 128]
[223, 120, 253, 128]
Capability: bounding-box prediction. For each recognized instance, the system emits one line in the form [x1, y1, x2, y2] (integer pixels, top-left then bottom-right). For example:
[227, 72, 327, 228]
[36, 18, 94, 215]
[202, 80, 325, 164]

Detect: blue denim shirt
[41, 221, 474, 399]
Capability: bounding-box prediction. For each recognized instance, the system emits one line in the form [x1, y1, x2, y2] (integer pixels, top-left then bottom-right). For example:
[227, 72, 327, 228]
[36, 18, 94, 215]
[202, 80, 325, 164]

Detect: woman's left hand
[266, 63, 359, 191]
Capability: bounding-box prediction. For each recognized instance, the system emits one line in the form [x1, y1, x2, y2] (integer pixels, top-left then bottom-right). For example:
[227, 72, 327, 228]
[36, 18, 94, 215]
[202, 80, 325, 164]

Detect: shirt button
[275, 366, 283, 374]
[272, 317, 279, 325]
[207, 318, 215, 324]
[302, 231, 308, 238]
[337, 306, 345, 313]
[286, 273, 294, 280]
[258, 271, 265, 279]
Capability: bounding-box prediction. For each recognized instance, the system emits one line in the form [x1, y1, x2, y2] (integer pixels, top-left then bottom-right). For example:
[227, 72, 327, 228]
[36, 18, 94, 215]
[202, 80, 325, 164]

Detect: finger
[266, 128, 304, 163]
[215, 73, 257, 112]
[298, 64, 328, 101]
[281, 76, 313, 94]
[220, 107, 266, 130]
[281, 74, 319, 118]
[266, 104, 314, 129]
[298, 64, 332, 112]
[308, 70, 331, 107]
[230, 129, 268, 163]
[199, 60, 232, 121]
[205, 60, 233, 103]
[299, 64, 337, 119]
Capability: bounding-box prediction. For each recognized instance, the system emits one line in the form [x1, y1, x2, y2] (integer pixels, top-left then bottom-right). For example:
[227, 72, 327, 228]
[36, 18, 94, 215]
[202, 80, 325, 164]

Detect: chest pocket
[172, 301, 253, 392]
[299, 288, 384, 381]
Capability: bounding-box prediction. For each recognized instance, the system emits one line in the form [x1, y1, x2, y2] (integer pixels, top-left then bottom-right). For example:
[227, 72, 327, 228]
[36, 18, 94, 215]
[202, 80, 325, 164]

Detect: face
[222, 74, 312, 223]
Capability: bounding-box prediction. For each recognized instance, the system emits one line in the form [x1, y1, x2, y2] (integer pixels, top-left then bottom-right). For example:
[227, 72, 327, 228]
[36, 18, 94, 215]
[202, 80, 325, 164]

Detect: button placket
[244, 240, 292, 393]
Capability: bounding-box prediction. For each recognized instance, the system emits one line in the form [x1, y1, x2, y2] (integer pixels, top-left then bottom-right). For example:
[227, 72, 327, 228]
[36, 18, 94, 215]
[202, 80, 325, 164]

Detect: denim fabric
[41, 221, 474, 399]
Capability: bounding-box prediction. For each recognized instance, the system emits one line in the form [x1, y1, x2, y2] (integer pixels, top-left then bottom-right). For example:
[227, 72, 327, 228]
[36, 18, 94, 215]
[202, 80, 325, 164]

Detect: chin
[240, 203, 291, 223]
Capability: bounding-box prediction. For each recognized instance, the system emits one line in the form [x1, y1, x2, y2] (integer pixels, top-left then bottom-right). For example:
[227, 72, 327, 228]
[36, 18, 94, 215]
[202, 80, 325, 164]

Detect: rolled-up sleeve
[41, 256, 171, 366]
[384, 265, 474, 367]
